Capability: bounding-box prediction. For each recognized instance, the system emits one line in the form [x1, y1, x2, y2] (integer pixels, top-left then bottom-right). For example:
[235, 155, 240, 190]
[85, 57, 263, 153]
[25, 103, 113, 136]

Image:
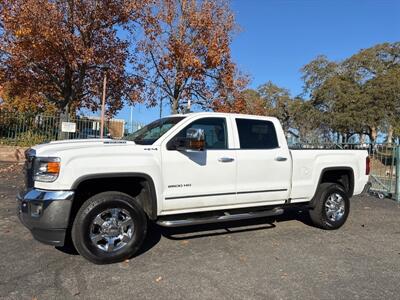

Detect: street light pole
[100, 72, 107, 139]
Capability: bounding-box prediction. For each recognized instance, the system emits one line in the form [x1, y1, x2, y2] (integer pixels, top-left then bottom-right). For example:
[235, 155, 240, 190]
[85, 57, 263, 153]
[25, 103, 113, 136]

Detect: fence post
[58, 111, 69, 140]
[395, 145, 400, 202]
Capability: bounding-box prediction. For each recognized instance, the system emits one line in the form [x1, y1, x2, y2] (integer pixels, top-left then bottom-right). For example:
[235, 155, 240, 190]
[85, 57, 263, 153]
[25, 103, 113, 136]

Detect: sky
[117, 0, 400, 126]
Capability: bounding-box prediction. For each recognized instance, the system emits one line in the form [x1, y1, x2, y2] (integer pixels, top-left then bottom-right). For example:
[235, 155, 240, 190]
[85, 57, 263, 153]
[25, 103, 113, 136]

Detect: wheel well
[70, 175, 157, 226]
[319, 168, 354, 197]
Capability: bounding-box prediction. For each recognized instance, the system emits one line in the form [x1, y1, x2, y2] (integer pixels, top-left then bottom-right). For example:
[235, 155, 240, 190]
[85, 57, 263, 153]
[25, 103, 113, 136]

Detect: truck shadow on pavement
[137, 207, 312, 258]
[56, 208, 312, 258]
[160, 207, 312, 241]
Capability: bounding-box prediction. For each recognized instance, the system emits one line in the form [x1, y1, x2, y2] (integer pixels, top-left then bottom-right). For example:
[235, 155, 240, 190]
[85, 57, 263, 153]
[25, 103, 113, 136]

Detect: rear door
[234, 117, 291, 205]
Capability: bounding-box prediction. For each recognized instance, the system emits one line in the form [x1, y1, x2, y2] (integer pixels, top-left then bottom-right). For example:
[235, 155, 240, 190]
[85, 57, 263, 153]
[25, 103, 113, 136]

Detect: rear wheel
[72, 192, 147, 264]
[309, 183, 349, 230]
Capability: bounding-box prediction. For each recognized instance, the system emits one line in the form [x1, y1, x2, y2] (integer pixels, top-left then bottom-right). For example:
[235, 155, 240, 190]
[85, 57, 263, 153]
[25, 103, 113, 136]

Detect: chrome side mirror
[184, 128, 205, 151]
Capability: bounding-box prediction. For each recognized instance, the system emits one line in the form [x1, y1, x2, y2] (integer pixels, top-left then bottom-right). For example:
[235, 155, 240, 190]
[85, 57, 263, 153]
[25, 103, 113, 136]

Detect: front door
[161, 117, 237, 213]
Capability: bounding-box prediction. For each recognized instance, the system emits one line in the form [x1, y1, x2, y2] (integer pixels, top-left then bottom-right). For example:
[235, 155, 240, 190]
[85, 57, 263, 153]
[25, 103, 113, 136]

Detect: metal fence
[367, 145, 397, 200]
[0, 111, 142, 146]
[1, 111, 399, 201]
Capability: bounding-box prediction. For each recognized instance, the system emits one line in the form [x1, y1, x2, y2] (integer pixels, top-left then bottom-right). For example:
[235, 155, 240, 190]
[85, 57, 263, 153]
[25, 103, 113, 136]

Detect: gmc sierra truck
[17, 112, 370, 264]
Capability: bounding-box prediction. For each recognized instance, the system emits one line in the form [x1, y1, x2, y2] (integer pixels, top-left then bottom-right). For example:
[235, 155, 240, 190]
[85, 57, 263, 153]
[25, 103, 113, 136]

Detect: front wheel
[309, 183, 350, 230]
[71, 192, 147, 264]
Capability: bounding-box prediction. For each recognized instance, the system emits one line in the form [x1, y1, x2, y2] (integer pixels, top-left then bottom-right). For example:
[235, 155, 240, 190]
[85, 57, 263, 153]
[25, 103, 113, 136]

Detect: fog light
[31, 203, 43, 217]
[21, 201, 28, 213]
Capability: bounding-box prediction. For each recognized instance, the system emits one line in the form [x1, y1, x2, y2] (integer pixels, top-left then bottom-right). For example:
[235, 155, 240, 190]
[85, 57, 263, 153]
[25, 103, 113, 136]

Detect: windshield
[126, 116, 186, 145]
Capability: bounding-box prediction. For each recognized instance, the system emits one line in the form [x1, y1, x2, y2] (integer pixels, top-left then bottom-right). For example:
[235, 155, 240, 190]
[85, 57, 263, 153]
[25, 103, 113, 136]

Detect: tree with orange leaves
[136, 0, 247, 114]
[213, 89, 266, 115]
[0, 83, 56, 114]
[0, 0, 150, 115]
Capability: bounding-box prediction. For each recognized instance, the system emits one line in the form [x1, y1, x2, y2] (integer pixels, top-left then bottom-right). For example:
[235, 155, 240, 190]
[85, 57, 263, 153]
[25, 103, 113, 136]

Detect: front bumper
[17, 188, 74, 246]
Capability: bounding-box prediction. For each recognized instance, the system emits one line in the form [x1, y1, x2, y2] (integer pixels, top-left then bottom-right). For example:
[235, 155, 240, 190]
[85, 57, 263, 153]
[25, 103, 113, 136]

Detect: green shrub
[13, 131, 49, 147]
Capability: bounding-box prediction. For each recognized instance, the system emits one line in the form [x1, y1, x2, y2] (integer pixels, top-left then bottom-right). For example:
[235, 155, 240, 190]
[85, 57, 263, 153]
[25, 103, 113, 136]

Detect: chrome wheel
[325, 193, 345, 222]
[89, 208, 134, 252]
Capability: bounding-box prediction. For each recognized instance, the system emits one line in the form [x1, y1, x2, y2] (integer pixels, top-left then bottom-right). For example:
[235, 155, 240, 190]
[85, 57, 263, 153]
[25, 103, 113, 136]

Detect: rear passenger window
[236, 119, 279, 149]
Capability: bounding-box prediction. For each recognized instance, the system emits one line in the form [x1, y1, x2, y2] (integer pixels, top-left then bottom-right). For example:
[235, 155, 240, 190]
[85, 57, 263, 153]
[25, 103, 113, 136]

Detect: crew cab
[17, 112, 370, 264]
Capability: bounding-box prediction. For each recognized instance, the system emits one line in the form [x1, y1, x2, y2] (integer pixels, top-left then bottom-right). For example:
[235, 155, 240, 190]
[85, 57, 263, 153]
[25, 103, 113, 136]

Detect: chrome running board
[156, 208, 284, 227]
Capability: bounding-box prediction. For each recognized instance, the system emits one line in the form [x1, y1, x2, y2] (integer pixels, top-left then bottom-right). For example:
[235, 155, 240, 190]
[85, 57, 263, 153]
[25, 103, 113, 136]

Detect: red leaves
[213, 88, 265, 115]
[137, 0, 247, 114]
[0, 0, 246, 115]
[0, 0, 151, 114]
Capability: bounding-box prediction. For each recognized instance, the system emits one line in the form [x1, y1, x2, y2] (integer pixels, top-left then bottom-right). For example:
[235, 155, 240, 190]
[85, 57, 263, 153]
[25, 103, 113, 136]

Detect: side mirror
[170, 128, 205, 151]
[185, 128, 205, 151]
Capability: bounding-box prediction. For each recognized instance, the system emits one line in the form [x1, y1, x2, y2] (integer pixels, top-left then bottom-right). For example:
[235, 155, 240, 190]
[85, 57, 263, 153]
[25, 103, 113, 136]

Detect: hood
[31, 139, 136, 157]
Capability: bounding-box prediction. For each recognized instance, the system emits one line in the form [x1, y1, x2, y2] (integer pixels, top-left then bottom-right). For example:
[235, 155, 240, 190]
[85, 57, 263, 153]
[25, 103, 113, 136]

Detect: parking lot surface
[1, 162, 400, 299]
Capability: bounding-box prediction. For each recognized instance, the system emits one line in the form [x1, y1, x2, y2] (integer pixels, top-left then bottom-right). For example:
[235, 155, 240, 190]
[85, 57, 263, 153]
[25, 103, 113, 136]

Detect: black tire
[309, 183, 350, 230]
[71, 191, 147, 264]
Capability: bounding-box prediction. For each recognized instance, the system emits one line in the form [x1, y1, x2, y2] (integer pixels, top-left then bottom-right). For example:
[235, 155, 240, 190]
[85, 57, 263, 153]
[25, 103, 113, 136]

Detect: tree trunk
[171, 97, 179, 114]
[387, 125, 393, 145]
[360, 133, 365, 145]
[370, 126, 377, 144]
[58, 103, 70, 140]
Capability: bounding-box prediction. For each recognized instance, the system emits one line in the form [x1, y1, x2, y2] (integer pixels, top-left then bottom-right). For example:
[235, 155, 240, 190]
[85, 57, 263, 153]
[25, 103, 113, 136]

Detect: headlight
[34, 157, 61, 182]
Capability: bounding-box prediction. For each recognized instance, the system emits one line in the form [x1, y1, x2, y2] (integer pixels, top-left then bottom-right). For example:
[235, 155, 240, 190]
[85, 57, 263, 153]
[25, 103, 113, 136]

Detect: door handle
[218, 157, 235, 163]
[275, 156, 287, 162]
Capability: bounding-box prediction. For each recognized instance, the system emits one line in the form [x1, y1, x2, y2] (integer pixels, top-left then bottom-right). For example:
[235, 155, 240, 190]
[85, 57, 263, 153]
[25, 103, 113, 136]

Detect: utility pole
[130, 105, 133, 133]
[100, 72, 107, 139]
[159, 98, 163, 118]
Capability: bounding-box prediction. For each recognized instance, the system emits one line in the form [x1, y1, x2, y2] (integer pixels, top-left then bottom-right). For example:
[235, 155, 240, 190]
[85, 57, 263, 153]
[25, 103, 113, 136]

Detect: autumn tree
[0, 83, 56, 114]
[137, 0, 247, 114]
[213, 88, 265, 115]
[240, 89, 267, 115]
[213, 80, 319, 141]
[0, 0, 150, 115]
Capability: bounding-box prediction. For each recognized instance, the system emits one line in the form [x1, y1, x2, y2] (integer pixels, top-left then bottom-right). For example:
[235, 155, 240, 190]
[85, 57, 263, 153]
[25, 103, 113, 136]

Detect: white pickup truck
[18, 112, 369, 264]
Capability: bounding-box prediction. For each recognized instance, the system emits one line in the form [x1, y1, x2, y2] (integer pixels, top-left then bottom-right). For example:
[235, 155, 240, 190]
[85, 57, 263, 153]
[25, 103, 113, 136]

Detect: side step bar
[156, 208, 284, 228]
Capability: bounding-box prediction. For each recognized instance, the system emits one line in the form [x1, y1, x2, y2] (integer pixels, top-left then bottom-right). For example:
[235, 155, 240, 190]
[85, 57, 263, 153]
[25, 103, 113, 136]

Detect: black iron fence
[0, 111, 142, 146]
[1, 111, 399, 202]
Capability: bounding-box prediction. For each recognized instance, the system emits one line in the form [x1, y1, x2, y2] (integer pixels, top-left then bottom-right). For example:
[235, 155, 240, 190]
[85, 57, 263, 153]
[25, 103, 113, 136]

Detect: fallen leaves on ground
[0, 163, 19, 174]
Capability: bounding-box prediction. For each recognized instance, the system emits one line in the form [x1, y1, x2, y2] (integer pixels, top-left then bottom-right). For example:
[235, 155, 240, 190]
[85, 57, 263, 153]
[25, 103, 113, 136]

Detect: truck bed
[289, 149, 369, 202]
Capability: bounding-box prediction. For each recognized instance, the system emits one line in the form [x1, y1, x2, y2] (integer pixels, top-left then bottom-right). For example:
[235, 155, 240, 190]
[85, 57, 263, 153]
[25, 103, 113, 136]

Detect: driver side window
[168, 117, 228, 150]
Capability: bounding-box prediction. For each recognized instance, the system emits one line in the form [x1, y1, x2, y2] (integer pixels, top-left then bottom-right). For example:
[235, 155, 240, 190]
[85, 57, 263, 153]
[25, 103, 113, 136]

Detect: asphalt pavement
[1, 162, 399, 300]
